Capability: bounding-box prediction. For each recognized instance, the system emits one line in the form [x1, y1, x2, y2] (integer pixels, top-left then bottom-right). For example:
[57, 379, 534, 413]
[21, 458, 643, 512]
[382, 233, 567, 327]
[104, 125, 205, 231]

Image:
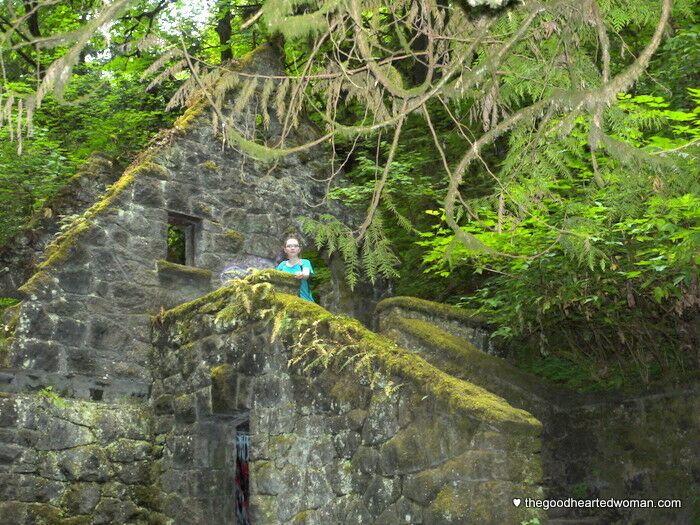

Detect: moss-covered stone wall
[377, 295, 700, 524]
[0, 392, 166, 524]
[0, 155, 121, 300]
[150, 274, 545, 524]
[4, 46, 348, 387]
[547, 387, 700, 524]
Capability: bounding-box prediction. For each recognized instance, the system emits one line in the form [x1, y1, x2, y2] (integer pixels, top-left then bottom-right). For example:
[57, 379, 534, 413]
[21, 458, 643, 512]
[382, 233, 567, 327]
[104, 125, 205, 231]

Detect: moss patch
[173, 97, 207, 131]
[391, 317, 555, 395]
[211, 364, 235, 412]
[376, 296, 490, 328]
[224, 229, 244, 251]
[156, 259, 213, 280]
[430, 485, 469, 520]
[19, 161, 169, 295]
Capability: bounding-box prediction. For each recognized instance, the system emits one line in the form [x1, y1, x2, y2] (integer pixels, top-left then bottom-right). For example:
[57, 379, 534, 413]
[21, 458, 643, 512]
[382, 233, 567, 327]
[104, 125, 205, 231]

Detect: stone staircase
[375, 296, 579, 420]
[375, 296, 606, 525]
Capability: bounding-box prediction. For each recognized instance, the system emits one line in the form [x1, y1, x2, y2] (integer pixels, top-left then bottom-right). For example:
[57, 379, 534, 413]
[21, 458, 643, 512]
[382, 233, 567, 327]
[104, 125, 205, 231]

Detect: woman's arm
[299, 260, 313, 279]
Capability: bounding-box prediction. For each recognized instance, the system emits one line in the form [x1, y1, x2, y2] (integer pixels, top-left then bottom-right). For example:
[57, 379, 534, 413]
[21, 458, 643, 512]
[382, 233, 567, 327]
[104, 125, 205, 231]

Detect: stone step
[378, 315, 577, 419]
[376, 296, 496, 354]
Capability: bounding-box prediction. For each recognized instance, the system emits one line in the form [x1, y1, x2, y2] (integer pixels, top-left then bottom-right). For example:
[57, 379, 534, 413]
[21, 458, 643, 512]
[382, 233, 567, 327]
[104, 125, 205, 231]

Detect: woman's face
[284, 238, 300, 258]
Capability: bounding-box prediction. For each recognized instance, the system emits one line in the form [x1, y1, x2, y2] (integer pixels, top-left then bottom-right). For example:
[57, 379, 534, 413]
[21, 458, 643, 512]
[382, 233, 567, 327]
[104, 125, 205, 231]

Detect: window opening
[234, 421, 251, 525]
[89, 388, 103, 401]
[166, 212, 201, 266]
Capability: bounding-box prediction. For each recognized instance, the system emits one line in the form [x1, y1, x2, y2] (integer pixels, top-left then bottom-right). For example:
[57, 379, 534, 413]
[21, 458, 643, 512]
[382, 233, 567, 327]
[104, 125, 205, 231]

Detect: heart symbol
[512, 498, 521, 507]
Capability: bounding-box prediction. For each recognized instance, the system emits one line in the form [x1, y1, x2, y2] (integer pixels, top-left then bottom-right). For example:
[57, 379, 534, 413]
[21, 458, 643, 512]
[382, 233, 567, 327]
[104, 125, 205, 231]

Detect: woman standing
[276, 237, 315, 302]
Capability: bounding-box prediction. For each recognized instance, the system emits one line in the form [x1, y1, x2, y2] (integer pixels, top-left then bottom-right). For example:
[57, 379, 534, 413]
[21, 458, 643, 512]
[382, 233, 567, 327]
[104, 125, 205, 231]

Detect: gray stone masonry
[6, 45, 352, 386]
[149, 276, 545, 525]
[375, 295, 700, 524]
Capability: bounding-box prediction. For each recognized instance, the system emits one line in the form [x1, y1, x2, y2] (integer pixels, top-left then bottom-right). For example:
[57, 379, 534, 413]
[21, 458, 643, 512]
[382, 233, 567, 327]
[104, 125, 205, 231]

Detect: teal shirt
[276, 259, 315, 302]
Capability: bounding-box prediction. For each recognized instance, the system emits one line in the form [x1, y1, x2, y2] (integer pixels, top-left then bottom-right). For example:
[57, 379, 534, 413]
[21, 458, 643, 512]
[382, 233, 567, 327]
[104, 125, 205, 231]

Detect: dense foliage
[1, 0, 698, 388]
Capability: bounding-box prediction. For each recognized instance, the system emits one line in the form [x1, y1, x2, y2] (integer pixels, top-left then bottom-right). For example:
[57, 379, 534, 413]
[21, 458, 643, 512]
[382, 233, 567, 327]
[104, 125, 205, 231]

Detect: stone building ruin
[0, 46, 697, 525]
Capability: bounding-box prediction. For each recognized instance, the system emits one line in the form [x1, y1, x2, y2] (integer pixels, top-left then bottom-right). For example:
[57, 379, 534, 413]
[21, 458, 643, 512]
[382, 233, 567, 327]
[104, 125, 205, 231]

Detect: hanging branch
[442, 0, 674, 252]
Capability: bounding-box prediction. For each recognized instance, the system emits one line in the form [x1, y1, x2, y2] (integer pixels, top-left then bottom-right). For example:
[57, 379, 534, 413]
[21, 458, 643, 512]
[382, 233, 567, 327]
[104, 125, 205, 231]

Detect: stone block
[342, 495, 372, 525]
[56, 445, 109, 482]
[0, 502, 28, 525]
[252, 460, 285, 495]
[211, 365, 254, 413]
[12, 340, 60, 371]
[174, 394, 196, 424]
[105, 439, 152, 463]
[35, 417, 95, 451]
[361, 391, 399, 446]
[93, 496, 138, 525]
[61, 482, 100, 514]
[375, 496, 424, 524]
[0, 473, 64, 503]
[192, 388, 212, 419]
[171, 435, 195, 465]
[53, 318, 87, 346]
[0, 400, 17, 426]
[289, 430, 336, 466]
[326, 460, 353, 496]
[66, 346, 98, 375]
[113, 460, 152, 484]
[35, 451, 62, 480]
[57, 269, 94, 294]
[333, 430, 362, 459]
[133, 179, 164, 207]
[363, 475, 402, 517]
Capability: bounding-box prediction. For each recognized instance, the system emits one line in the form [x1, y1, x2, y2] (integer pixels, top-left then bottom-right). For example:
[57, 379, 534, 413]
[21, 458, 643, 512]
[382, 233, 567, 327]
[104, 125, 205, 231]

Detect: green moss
[159, 271, 539, 433]
[389, 317, 554, 399]
[329, 374, 367, 404]
[128, 484, 163, 511]
[224, 229, 244, 251]
[269, 433, 297, 447]
[173, 98, 207, 131]
[269, 292, 539, 432]
[0, 297, 20, 311]
[224, 229, 244, 241]
[26, 504, 91, 525]
[291, 510, 315, 523]
[376, 296, 490, 327]
[156, 259, 213, 280]
[156, 284, 235, 324]
[19, 160, 171, 295]
[202, 160, 220, 171]
[156, 270, 299, 325]
[430, 485, 469, 520]
[211, 364, 235, 412]
[0, 304, 18, 367]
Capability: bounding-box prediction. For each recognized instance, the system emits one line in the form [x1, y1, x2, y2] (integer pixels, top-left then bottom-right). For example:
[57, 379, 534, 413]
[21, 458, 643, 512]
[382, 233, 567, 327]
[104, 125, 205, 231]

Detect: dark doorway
[235, 421, 251, 525]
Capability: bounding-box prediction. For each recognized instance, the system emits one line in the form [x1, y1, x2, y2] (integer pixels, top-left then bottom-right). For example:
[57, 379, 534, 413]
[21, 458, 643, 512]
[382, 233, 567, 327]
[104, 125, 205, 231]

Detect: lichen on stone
[156, 259, 213, 280]
[20, 160, 169, 295]
[376, 295, 490, 327]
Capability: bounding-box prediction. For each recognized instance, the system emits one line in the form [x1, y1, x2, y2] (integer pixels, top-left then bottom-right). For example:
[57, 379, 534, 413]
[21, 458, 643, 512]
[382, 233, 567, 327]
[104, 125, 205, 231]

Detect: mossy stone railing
[159, 270, 541, 435]
[156, 259, 213, 282]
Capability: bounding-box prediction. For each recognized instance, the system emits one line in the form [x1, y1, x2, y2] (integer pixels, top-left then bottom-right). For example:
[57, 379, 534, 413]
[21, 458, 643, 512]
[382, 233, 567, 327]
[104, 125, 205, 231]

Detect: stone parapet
[149, 273, 545, 524]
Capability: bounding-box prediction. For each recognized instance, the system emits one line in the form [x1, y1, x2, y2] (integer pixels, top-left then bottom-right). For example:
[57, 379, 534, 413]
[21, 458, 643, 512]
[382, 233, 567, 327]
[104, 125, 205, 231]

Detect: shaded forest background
[0, 0, 698, 391]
